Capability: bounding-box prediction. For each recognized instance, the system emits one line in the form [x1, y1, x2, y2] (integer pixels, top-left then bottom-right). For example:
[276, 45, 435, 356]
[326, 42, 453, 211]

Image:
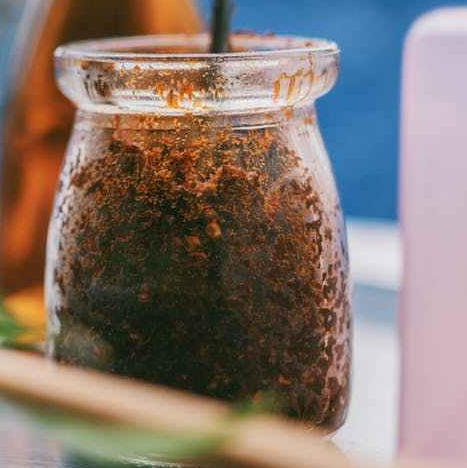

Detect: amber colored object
[0, 0, 202, 299]
[4, 287, 45, 344]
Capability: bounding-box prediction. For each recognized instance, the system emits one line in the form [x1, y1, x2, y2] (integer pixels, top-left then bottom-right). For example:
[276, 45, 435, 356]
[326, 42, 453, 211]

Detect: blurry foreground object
[399, 7, 467, 465]
[0, 0, 202, 328]
[0, 348, 455, 468]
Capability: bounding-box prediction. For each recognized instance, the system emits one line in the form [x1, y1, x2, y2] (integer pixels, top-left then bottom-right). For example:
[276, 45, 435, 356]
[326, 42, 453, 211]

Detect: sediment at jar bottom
[47, 117, 351, 431]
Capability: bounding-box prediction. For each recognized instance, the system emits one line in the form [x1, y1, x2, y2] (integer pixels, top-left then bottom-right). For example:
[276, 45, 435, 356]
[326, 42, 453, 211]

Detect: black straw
[210, 0, 234, 54]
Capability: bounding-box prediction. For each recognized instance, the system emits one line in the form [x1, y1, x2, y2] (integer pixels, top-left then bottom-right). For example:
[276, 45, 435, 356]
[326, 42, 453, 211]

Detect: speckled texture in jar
[46, 108, 351, 432]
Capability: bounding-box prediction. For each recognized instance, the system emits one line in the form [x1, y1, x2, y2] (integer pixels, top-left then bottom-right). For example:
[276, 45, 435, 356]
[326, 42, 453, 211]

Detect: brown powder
[47, 112, 351, 432]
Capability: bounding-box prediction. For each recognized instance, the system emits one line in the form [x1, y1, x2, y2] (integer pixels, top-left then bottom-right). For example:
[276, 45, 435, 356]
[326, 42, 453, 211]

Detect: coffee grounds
[48, 114, 351, 431]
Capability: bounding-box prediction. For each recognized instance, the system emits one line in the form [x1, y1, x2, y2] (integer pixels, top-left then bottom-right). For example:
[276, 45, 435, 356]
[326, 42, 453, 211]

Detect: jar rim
[55, 33, 339, 62]
[55, 34, 339, 115]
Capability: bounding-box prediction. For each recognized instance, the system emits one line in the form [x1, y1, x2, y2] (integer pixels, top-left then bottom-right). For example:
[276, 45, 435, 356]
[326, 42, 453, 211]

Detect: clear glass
[46, 34, 352, 434]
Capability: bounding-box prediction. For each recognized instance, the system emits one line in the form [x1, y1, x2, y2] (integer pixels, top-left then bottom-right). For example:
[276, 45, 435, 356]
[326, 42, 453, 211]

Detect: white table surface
[335, 218, 400, 463]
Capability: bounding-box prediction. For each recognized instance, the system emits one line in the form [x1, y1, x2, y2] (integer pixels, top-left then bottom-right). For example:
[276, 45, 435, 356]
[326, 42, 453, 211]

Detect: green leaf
[17, 405, 226, 464]
[0, 302, 26, 346]
[9, 392, 279, 465]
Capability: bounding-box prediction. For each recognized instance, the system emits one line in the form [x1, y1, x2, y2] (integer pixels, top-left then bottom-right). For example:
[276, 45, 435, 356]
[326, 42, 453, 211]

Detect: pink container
[400, 7, 467, 465]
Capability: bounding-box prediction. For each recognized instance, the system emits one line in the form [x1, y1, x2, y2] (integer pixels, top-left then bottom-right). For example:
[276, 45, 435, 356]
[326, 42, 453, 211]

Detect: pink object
[399, 7, 467, 464]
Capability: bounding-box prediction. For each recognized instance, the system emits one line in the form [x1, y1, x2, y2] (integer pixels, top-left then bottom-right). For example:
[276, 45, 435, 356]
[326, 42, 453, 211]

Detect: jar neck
[74, 105, 318, 131]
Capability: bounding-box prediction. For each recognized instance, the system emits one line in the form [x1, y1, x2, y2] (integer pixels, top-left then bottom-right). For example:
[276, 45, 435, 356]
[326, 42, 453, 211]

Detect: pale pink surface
[399, 7, 467, 464]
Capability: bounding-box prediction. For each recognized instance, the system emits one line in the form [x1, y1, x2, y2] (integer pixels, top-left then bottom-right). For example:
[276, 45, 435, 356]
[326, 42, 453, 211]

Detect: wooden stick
[210, 0, 233, 53]
[0, 349, 455, 468]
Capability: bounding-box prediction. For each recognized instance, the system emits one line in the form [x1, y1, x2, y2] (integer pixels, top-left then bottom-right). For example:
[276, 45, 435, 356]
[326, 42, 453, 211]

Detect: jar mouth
[55, 33, 339, 62]
[56, 34, 339, 116]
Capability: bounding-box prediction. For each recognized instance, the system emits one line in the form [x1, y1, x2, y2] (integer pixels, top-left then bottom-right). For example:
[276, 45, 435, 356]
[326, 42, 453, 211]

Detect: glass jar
[46, 34, 352, 433]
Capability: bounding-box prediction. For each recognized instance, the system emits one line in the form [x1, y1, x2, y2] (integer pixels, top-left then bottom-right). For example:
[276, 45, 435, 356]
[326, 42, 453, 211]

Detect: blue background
[2, 1, 467, 220]
[199, 0, 467, 220]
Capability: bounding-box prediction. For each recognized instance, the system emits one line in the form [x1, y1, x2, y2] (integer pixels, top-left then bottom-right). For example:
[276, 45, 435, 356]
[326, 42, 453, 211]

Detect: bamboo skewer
[0, 349, 456, 468]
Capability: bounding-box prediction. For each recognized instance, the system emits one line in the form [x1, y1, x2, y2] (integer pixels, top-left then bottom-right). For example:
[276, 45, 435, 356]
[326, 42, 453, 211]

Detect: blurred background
[0, 0, 460, 460]
[200, 0, 466, 220]
[2, 0, 466, 221]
